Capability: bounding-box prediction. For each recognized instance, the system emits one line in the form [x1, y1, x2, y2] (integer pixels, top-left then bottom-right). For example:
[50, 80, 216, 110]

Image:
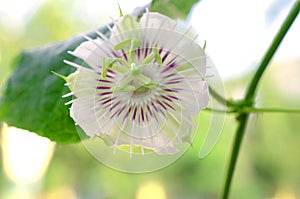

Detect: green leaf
[0, 30, 110, 143]
[0, 5, 148, 144]
[151, 0, 200, 19]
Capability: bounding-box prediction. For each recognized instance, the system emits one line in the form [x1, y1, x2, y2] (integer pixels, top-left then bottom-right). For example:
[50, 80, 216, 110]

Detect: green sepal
[51, 71, 68, 82]
[118, 4, 123, 17]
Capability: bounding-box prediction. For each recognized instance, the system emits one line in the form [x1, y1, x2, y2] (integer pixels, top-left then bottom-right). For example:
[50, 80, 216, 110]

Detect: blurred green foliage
[0, 2, 147, 144]
[0, 0, 89, 143]
[0, 0, 300, 199]
[151, 0, 200, 19]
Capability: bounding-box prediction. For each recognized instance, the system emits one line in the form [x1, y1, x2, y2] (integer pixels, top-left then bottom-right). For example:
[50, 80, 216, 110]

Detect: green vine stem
[209, 86, 235, 107]
[220, 1, 300, 199]
[205, 107, 300, 114]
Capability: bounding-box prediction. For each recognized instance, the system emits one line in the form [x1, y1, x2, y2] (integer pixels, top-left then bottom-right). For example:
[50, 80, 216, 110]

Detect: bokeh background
[0, 0, 299, 198]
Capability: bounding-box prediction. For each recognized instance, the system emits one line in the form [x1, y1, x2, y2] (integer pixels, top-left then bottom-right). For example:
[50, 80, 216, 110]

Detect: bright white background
[0, 0, 299, 79]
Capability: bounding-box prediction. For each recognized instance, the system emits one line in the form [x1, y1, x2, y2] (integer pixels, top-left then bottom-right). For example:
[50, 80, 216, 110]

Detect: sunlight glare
[136, 181, 167, 199]
[1, 123, 55, 185]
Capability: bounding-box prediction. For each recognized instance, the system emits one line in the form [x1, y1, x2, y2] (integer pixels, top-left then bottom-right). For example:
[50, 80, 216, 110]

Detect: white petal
[70, 97, 100, 137]
[169, 78, 209, 116]
[141, 28, 206, 76]
[177, 42, 207, 76]
[193, 81, 209, 109]
[70, 40, 108, 70]
[140, 12, 176, 30]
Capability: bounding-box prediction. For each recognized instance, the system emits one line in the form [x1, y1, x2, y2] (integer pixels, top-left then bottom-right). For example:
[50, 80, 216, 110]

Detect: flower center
[101, 38, 162, 93]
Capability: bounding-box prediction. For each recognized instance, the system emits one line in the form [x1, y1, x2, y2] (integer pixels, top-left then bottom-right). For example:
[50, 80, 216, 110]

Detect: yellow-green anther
[142, 47, 162, 65]
[114, 38, 141, 63]
[130, 38, 142, 51]
[102, 58, 129, 78]
[153, 48, 162, 65]
[114, 39, 132, 51]
[129, 38, 142, 63]
[142, 52, 155, 65]
[102, 58, 109, 78]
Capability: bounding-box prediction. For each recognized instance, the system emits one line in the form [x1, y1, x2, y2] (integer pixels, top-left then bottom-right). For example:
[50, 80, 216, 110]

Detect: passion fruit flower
[63, 12, 209, 155]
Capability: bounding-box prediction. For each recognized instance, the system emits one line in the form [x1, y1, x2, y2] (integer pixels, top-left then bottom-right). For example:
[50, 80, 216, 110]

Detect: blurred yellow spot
[40, 187, 77, 199]
[136, 181, 167, 199]
[273, 189, 297, 199]
[1, 123, 55, 185]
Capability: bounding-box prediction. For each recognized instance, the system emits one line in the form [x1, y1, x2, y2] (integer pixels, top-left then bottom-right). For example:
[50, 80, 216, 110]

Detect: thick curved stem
[220, 1, 300, 199]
